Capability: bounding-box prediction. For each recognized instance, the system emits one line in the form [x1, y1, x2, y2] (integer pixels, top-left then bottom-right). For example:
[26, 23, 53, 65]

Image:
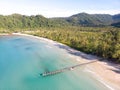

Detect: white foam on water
[46, 45, 52, 48]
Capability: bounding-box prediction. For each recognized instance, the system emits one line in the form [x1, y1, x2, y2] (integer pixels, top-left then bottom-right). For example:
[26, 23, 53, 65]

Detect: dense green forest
[0, 13, 120, 29]
[0, 13, 120, 62]
[23, 27, 120, 63]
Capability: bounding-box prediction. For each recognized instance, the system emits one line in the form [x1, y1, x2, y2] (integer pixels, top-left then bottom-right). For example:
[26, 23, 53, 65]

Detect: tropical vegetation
[0, 13, 120, 62]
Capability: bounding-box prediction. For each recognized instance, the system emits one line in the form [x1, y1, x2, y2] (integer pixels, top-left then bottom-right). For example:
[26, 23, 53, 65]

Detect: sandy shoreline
[1, 33, 120, 90]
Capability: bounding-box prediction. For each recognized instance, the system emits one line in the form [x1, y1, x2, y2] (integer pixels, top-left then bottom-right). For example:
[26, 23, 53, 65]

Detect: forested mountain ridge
[65, 13, 113, 26]
[53, 13, 120, 26]
[0, 13, 120, 29]
[112, 14, 120, 23]
[111, 14, 120, 27]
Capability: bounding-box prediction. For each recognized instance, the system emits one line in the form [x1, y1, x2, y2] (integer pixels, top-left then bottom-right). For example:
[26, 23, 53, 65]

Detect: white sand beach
[2, 33, 120, 90]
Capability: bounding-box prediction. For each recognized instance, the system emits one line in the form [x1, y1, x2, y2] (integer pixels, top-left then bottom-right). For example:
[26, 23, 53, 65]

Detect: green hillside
[0, 13, 120, 29]
[66, 13, 113, 26]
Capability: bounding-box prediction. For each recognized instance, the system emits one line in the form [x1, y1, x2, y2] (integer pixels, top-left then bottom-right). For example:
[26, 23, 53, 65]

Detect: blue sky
[0, 0, 120, 17]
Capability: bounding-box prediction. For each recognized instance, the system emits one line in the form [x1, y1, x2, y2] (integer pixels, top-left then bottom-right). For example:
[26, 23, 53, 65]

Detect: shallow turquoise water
[0, 35, 109, 90]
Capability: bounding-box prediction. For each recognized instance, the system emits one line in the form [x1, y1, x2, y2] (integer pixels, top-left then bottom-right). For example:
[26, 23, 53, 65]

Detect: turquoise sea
[0, 35, 109, 90]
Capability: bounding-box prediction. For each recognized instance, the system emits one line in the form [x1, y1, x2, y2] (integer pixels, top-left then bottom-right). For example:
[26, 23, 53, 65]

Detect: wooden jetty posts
[40, 60, 97, 77]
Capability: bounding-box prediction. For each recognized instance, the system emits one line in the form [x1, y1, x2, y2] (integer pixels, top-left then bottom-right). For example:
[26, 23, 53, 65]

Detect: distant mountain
[0, 13, 120, 28]
[50, 13, 120, 27]
[111, 22, 120, 27]
[65, 13, 113, 26]
[112, 14, 120, 27]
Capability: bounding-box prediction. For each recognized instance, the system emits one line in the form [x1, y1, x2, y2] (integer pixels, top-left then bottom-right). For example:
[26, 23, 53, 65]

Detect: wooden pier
[40, 60, 97, 77]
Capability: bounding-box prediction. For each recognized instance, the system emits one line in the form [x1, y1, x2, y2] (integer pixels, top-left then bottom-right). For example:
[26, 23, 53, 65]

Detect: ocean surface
[0, 35, 109, 90]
